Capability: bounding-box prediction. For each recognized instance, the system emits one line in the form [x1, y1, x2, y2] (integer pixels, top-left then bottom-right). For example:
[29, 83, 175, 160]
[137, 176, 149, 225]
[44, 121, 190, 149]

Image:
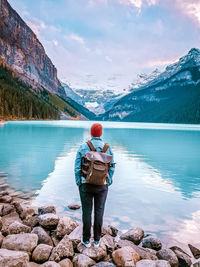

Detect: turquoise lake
[1, 121, 200, 249]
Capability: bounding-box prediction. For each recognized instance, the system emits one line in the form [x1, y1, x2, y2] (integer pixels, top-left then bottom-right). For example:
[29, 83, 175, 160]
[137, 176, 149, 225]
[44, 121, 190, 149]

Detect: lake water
[1, 120, 200, 249]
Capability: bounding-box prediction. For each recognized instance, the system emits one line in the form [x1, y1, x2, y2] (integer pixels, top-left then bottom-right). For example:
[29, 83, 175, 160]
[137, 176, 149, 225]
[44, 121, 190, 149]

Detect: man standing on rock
[74, 123, 115, 248]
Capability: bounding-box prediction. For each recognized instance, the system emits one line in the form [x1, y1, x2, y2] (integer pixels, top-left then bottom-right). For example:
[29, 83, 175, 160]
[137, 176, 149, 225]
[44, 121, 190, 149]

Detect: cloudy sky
[10, 0, 200, 92]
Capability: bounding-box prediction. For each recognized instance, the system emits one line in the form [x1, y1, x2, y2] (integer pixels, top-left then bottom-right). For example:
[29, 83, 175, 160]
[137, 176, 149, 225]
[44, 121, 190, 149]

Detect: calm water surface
[0, 121, 200, 248]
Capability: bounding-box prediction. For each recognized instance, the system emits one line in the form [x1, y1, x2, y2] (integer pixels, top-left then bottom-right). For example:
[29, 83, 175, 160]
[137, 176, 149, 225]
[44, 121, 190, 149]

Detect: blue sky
[9, 0, 200, 92]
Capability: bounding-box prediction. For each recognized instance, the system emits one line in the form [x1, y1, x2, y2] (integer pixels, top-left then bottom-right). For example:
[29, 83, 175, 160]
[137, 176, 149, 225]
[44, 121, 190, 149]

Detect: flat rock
[188, 244, 200, 259]
[73, 253, 96, 267]
[77, 242, 107, 261]
[136, 259, 170, 267]
[56, 216, 78, 238]
[142, 235, 162, 251]
[59, 258, 73, 267]
[32, 243, 53, 263]
[32, 226, 53, 246]
[2, 233, 38, 255]
[112, 246, 140, 266]
[120, 227, 144, 245]
[39, 213, 59, 229]
[68, 204, 81, 210]
[0, 248, 29, 267]
[8, 221, 31, 234]
[116, 239, 157, 260]
[170, 246, 192, 266]
[40, 261, 61, 267]
[156, 249, 178, 267]
[49, 234, 74, 262]
[38, 206, 56, 215]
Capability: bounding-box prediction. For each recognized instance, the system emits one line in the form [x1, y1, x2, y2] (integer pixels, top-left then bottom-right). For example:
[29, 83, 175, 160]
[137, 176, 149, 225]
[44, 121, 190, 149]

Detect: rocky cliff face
[0, 0, 66, 98]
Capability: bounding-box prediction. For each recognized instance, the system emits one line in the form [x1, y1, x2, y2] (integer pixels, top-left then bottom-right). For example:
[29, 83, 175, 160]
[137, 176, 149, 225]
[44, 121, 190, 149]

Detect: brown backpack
[81, 140, 112, 185]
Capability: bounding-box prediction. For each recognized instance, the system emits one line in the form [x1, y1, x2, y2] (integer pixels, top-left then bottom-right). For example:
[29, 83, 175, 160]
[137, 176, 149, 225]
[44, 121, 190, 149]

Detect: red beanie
[91, 123, 102, 137]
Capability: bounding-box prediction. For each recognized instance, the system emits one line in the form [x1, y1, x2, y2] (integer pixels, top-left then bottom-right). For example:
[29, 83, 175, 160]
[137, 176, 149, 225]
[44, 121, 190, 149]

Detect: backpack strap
[87, 141, 96, 151]
[102, 143, 109, 153]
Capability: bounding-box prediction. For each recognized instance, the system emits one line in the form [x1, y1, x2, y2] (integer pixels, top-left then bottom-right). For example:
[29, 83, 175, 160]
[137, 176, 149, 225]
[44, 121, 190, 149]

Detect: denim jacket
[74, 137, 115, 186]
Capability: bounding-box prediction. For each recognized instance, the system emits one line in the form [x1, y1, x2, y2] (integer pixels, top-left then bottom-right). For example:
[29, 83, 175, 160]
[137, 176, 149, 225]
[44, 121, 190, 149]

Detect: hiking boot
[81, 237, 91, 248]
[93, 240, 100, 248]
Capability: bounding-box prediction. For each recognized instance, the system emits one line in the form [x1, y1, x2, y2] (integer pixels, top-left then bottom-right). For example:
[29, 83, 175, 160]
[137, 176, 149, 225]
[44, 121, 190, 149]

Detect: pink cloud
[172, 0, 200, 28]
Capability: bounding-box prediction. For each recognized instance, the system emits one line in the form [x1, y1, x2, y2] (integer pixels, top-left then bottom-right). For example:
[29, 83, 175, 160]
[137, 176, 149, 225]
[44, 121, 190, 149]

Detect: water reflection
[1, 121, 200, 248]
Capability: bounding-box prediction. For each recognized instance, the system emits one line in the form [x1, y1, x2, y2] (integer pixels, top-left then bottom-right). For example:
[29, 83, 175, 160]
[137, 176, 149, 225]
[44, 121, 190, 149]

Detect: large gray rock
[170, 246, 192, 266]
[136, 260, 170, 267]
[77, 243, 107, 261]
[28, 263, 40, 267]
[73, 253, 96, 267]
[2, 204, 15, 216]
[142, 235, 162, 251]
[0, 195, 12, 203]
[32, 244, 53, 263]
[56, 216, 78, 238]
[68, 224, 82, 248]
[38, 213, 59, 229]
[2, 233, 38, 255]
[14, 203, 38, 219]
[93, 262, 116, 267]
[51, 231, 61, 247]
[102, 226, 113, 236]
[0, 217, 2, 231]
[0, 248, 29, 267]
[1, 212, 22, 235]
[116, 239, 158, 260]
[112, 246, 140, 266]
[40, 261, 61, 267]
[49, 234, 74, 262]
[193, 261, 200, 267]
[8, 221, 31, 234]
[120, 227, 144, 245]
[188, 244, 200, 259]
[32, 226, 53, 246]
[108, 225, 118, 237]
[0, 232, 4, 246]
[156, 260, 171, 267]
[59, 258, 73, 267]
[23, 215, 39, 228]
[38, 206, 56, 215]
[0, 204, 4, 216]
[156, 249, 178, 267]
[100, 234, 115, 253]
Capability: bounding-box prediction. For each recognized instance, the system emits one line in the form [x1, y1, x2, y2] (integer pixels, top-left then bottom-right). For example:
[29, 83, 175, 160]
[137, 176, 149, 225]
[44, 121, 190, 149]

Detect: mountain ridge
[99, 48, 200, 123]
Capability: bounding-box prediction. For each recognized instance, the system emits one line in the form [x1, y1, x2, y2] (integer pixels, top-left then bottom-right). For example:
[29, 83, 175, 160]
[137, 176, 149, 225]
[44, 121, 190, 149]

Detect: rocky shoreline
[0, 176, 199, 267]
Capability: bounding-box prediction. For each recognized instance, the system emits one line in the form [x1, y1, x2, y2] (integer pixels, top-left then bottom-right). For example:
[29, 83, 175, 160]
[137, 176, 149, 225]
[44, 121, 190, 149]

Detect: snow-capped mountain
[99, 48, 200, 123]
[61, 82, 127, 114]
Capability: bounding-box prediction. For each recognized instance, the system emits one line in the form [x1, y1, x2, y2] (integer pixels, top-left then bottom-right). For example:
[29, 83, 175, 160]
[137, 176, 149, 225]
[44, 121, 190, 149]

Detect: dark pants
[79, 183, 108, 242]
